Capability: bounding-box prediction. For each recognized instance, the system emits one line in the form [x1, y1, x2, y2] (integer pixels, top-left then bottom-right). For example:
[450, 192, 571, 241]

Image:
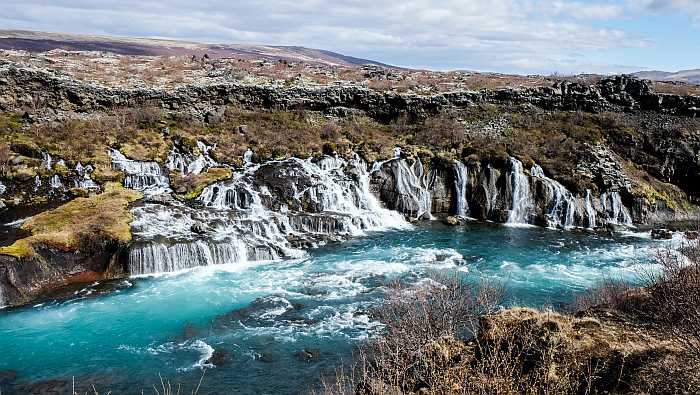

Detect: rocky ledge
[1, 62, 699, 122]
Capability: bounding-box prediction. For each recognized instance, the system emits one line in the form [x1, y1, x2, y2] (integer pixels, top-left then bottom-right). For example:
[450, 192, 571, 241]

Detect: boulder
[206, 349, 231, 366]
[444, 216, 461, 226]
[651, 228, 674, 240]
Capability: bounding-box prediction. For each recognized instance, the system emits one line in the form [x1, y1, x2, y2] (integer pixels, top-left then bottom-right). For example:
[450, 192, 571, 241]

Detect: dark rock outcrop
[1, 64, 698, 122]
[0, 243, 127, 308]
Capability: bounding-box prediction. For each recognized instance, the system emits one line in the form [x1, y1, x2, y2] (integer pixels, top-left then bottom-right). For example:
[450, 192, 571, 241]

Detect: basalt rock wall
[0, 243, 126, 307]
[1, 63, 699, 121]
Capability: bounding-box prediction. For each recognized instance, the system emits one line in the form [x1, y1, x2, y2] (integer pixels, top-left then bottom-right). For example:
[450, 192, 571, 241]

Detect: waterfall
[584, 189, 597, 229]
[243, 149, 254, 166]
[74, 163, 99, 190]
[484, 165, 499, 217]
[506, 158, 533, 224]
[0, 181, 6, 195]
[531, 164, 577, 228]
[375, 159, 432, 220]
[601, 192, 633, 226]
[110, 149, 170, 194]
[394, 147, 401, 159]
[453, 161, 469, 217]
[128, 240, 250, 276]
[41, 152, 52, 170]
[50, 175, 63, 190]
[34, 176, 42, 191]
[129, 154, 408, 275]
[166, 141, 219, 175]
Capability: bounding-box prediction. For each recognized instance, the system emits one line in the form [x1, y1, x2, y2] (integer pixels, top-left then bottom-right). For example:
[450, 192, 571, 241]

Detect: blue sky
[0, 0, 697, 74]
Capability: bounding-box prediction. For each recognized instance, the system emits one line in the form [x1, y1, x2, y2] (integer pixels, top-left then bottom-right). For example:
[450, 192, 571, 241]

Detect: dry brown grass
[320, 245, 700, 395]
[650, 81, 700, 96]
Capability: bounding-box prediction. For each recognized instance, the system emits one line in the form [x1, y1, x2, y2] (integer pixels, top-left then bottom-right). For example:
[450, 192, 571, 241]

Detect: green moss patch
[0, 183, 142, 259]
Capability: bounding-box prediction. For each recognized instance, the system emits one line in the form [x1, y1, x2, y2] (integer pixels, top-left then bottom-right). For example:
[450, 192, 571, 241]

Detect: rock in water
[444, 216, 461, 226]
[206, 349, 231, 366]
[651, 228, 674, 240]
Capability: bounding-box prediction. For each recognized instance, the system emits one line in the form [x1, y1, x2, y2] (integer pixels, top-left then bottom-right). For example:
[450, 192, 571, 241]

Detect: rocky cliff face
[0, 243, 126, 307]
[1, 63, 699, 122]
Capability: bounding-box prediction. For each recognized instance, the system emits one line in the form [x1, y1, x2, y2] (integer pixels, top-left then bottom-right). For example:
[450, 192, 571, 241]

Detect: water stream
[0, 222, 675, 394]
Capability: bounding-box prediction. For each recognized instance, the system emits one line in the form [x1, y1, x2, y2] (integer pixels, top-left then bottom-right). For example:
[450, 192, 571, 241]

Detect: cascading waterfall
[584, 189, 597, 229]
[243, 149, 254, 167]
[49, 175, 63, 190]
[127, 154, 408, 275]
[506, 158, 533, 224]
[531, 164, 576, 228]
[74, 162, 99, 190]
[373, 158, 432, 220]
[128, 240, 249, 276]
[109, 149, 170, 194]
[33, 175, 41, 191]
[601, 192, 633, 226]
[118, 148, 638, 276]
[483, 164, 499, 217]
[41, 152, 52, 170]
[453, 161, 469, 217]
[166, 141, 219, 175]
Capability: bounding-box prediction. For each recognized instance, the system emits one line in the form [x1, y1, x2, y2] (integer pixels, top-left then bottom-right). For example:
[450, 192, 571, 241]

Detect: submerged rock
[206, 349, 231, 366]
[294, 348, 321, 362]
[651, 228, 674, 240]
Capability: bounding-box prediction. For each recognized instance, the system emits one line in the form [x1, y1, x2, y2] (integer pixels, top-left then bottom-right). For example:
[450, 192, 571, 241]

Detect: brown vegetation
[170, 167, 232, 200]
[321, 241, 700, 395]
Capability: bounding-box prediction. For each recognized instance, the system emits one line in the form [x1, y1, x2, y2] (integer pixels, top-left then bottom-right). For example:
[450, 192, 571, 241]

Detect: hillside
[0, 29, 390, 68]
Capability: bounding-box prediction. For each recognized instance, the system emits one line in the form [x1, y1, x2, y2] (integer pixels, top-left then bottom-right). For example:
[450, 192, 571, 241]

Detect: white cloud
[0, 0, 671, 73]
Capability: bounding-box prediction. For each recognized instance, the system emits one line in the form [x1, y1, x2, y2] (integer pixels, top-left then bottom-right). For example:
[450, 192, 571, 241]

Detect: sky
[0, 0, 698, 75]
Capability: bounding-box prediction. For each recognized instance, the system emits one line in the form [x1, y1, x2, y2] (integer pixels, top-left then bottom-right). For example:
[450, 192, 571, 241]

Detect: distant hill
[0, 29, 391, 68]
[634, 69, 700, 85]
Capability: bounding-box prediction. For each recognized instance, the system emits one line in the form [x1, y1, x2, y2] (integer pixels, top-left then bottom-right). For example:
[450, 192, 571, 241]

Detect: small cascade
[41, 152, 52, 170]
[166, 141, 219, 175]
[243, 149, 254, 167]
[110, 149, 170, 194]
[128, 239, 250, 275]
[129, 154, 408, 275]
[74, 163, 99, 190]
[584, 189, 597, 229]
[374, 159, 432, 220]
[453, 161, 469, 217]
[0, 181, 6, 195]
[483, 164, 499, 217]
[506, 158, 533, 224]
[34, 175, 42, 191]
[394, 147, 401, 159]
[531, 164, 577, 228]
[601, 192, 633, 226]
[49, 175, 63, 190]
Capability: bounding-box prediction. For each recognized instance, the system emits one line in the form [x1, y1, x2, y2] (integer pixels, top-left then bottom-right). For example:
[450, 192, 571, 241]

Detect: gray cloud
[0, 0, 675, 74]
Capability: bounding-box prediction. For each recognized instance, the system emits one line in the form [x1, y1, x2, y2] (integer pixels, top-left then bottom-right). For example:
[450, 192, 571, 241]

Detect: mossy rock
[0, 183, 142, 259]
[171, 167, 233, 201]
